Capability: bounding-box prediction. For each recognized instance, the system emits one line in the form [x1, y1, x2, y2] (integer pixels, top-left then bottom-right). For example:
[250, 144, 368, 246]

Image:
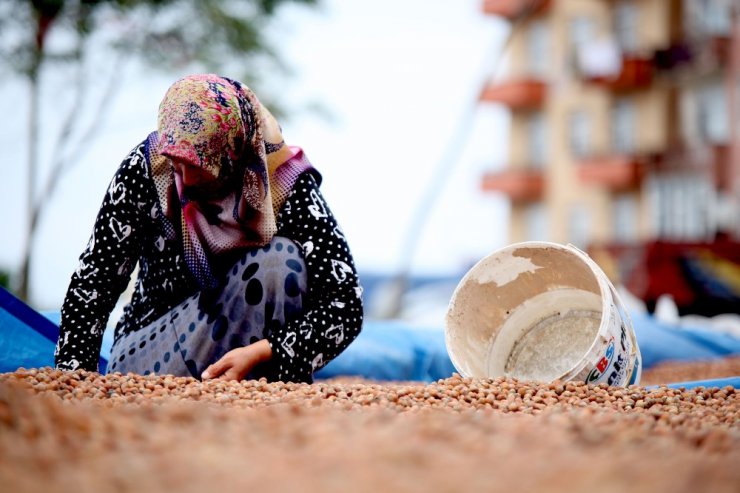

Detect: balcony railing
[482, 0, 551, 20]
[653, 143, 730, 190]
[479, 79, 547, 110]
[481, 167, 545, 202]
[584, 56, 653, 92]
[579, 143, 730, 192]
[577, 155, 647, 191]
[653, 36, 731, 77]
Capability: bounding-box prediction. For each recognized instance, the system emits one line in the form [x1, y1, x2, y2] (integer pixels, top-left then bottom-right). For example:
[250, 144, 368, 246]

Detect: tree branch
[60, 50, 129, 175]
[31, 47, 129, 229]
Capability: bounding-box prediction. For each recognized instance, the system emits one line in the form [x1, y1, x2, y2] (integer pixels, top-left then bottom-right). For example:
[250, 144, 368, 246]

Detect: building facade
[480, 0, 739, 248]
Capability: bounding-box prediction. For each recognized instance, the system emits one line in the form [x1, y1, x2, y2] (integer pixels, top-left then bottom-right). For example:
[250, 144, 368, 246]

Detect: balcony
[481, 167, 545, 202]
[482, 0, 551, 20]
[653, 143, 730, 190]
[584, 56, 653, 92]
[479, 79, 547, 110]
[577, 155, 647, 191]
[713, 145, 731, 191]
[579, 144, 731, 192]
[653, 36, 731, 78]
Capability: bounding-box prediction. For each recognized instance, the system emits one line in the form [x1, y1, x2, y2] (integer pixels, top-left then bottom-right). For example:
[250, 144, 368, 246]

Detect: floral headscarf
[145, 74, 313, 288]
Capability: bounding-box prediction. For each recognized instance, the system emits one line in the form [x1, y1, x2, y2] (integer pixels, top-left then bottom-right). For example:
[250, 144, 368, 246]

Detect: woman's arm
[266, 171, 364, 382]
[200, 171, 364, 383]
[55, 143, 149, 372]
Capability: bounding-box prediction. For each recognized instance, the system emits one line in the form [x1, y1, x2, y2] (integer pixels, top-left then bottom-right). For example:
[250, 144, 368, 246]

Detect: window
[691, 0, 732, 36]
[649, 174, 716, 240]
[697, 81, 729, 143]
[612, 98, 635, 154]
[528, 112, 547, 168]
[568, 204, 591, 248]
[569, 16, 595, 48]
[525, 203, 548, 241]
[528, 20, 550, 77]
[613, 1, 638, 53]
[569, 110, 591, 158]
[569, 16, 595, 75]
[613, 194, 638, 242]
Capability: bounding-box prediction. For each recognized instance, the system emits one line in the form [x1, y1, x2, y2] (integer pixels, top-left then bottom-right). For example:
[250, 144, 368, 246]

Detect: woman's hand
[201, 339, 273, 381]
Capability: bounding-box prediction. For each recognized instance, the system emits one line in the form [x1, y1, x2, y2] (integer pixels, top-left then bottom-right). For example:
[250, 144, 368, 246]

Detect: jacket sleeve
[266, 171, 364, 382]
[55, 143, 148, 372]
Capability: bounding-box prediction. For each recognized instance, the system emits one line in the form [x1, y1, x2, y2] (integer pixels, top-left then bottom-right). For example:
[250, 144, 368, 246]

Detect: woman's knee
[236, 237, 307, 294]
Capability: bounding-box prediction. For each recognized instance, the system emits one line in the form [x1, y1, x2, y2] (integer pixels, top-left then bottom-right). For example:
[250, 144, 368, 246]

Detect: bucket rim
[444, 241, 615, 379]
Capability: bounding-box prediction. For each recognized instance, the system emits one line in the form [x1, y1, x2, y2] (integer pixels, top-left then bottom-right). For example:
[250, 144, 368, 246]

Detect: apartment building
[480, 0, 739, 248]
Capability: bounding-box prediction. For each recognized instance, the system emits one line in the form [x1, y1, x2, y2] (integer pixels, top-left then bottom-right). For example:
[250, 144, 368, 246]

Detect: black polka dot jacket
[54, 142, 364, 383]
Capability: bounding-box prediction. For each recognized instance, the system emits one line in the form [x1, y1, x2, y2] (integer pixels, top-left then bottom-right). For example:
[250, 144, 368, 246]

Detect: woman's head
[147, 74, 313, 288]
[156, 74, 254, 189]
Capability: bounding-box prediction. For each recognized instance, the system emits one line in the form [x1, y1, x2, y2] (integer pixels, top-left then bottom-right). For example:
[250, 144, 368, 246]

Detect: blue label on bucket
[586, 338, 615, 383]
[606, 353, 628, 386]
[585, 322, 634, 386]
[627, 354, 640, 386]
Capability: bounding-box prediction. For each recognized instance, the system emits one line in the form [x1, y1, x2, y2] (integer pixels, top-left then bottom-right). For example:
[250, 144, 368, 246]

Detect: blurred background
[1, 0, 739, 333]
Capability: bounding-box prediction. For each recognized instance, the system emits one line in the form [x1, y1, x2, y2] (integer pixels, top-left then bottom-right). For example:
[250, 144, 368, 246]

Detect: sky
[0, 0, 512, 310]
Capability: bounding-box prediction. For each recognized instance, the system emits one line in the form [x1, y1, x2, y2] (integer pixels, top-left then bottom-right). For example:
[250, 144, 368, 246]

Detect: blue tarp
[648, 376, 740, 390]
[1, 286, 738, 386]
[315, 320, 456, 382]
[0, 287, 108, 373]
[315, 315, 740, 382]
[631, 313, 740, 369]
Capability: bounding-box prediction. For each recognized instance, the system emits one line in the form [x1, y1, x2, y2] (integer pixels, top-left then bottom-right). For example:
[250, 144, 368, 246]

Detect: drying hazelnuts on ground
[1, 364, 738, 493]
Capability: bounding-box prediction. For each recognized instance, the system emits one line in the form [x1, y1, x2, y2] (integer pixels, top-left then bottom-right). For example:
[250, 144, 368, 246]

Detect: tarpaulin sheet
[648, 376, 740, 390]
[631, 313, 740, 369]
[316, 315, 740, 383]
[0, 287, 107, 373]
[315, 320, 456, 382]
[1, 287, 738, 386]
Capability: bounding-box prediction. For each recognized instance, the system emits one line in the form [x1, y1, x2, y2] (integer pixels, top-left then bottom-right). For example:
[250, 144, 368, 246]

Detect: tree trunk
[17, 5, 50, 303]
[18, 66, 40, 303]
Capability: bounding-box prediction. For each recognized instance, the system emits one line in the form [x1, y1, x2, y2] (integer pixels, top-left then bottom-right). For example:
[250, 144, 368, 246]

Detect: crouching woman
[54, 74, 363, 383]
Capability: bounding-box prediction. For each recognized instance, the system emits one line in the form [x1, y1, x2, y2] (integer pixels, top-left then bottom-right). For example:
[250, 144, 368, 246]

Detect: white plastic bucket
[445, 242, 641, 386]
